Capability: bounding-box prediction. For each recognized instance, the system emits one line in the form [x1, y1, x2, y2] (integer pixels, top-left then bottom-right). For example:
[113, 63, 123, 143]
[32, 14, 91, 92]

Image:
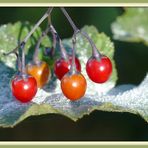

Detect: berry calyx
[26, 61, 50, 88]
[61, 73, 87, 101]
[11, 74, 37, 103]
[86, 55, 112, 83]
[54, 56, 81, 80]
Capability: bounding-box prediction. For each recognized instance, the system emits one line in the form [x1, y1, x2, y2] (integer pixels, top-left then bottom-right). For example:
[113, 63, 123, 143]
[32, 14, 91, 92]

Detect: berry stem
[50, 26, 57, 52]
[60, 7, 101, 59]
[70, 32, 77, 74]
[4, 7, 53, 56]
[80, 31, 101, 59]
[20, 42, 26, 75]
[3, 48, 17, 56]
[24, 7, 53, 43]
[33, 26, 50, 64]
[49, 24, 68, 60]
[15, 52, 22, 73]
[60, 7, 79, 33]
[47, 15, 57, 56]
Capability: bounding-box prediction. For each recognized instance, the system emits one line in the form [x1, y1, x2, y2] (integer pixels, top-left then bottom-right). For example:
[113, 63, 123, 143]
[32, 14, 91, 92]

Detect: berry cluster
[4, 7, 112, 103]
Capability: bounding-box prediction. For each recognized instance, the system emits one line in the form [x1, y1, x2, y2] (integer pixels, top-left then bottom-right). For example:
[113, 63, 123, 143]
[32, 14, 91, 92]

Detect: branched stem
[24, 7, 53, 43]
[3, 7, 53, 56]
[60, 7, 101, 58]
[3, 7, 102, 77]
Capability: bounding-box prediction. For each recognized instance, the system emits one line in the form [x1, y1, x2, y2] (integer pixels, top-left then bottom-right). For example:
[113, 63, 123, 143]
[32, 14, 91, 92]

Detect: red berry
[61, 73, 87, 101]
[86, 55, 112, 83]
[11, 74, 37, 103]
[54, 56, 81, 80]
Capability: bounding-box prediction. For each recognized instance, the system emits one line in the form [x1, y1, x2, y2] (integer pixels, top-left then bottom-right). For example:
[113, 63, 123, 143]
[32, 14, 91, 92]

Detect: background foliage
[0, 7, 148, 141]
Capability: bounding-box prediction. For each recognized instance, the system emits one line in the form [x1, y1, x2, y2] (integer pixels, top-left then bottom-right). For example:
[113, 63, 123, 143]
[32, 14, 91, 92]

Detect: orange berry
[61, 73, 87, 101]
[26, 61, 50, 88]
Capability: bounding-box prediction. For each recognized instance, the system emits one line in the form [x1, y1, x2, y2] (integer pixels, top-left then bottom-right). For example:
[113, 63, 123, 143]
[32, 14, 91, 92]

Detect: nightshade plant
[0, 7, 147, 127]
[4, 7, 112, 102]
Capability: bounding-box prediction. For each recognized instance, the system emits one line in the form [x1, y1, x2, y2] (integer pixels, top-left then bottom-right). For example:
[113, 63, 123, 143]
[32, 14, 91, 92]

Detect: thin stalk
[60, 7, 101, 59]
[3, 7, 53, 56]
[49, 24, 68, 60]
[60, 7, 79, 33]
[3, 48, 18, 56]
[49, 25, 57, 50]
[48, 14, 51, 25]
[24, 7, 53, 43]
[80, 31, 101, 58]
[15, 52, 22, 73]
[20, 42, 26, 75]
[59, 39, 68, 60]
[33, 26, 50, 64]
[70, 33, 77, 74]
[47, 15, 57, 56]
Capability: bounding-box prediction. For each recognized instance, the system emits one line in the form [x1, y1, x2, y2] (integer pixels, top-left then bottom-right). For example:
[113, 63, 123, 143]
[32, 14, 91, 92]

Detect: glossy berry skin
[54, 56, 81, 80]
[86, 55, 112, 83]
[11, 75, 37, 103]
[61, 73, 87, 101]
[26, 61, 50, 88]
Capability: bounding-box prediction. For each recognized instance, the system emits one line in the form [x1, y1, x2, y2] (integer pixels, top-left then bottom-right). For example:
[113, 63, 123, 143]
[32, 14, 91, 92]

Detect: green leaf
[0, 21, 51, 69]
[111, 8, 148, 46]
[4, 22, 147, 128]
[1, 59, 148, 127]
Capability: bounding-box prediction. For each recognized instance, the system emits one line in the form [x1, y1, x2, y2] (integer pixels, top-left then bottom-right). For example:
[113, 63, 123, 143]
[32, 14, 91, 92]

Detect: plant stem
[20, 42, 26, 75]
[3, 48, 18, 56]
[80, 31, 101, 58]
[3, 51, 22, 73]
[59, 38, 68, 60]
[46, 15, 57, 57]
[49, 25, 57, 52]
[49, 24, 68, 60]
[3, 7, 53, 56]
[24, 7, 53, 43]
[60, 7, 101, 58]
[33, 26, 50, 64]
[60, 7, 79, 33]
[70, 32, 77, 74]
[15, 52, 22, 73]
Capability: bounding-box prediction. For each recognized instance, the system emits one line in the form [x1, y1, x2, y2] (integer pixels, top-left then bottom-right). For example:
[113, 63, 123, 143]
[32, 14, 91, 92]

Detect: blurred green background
[0, 7, 148, 141]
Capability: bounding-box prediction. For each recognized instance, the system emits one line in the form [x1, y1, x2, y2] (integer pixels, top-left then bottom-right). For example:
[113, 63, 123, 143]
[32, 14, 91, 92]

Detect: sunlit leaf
[111, 8, 148, 46]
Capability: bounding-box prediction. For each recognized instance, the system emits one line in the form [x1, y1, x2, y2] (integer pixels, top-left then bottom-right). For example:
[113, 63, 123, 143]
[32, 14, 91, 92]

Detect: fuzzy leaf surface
[2, 22, 148, 128]
[111, 8, 148, 45]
